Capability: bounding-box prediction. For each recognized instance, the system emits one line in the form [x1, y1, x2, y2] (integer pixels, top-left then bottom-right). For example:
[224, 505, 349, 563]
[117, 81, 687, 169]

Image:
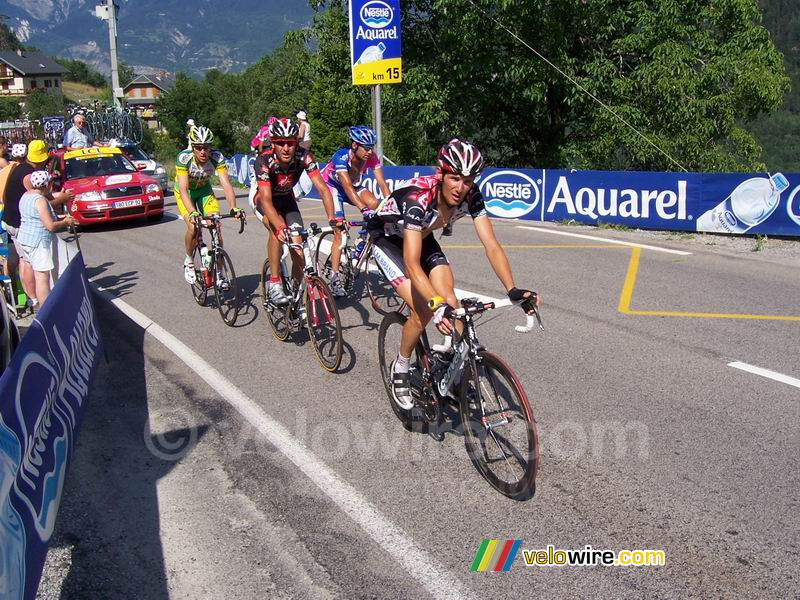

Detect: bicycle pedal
[481, 412, 509, 430]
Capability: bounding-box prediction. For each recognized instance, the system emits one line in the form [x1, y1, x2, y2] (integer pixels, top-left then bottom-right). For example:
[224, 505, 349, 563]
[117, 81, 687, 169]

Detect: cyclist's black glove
[230, 207, 243, 217]
[508, 287, 538, 314]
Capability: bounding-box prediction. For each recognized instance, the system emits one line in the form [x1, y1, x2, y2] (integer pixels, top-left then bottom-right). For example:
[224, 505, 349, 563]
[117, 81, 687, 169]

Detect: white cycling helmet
[10, 143, 26, 158]
[188, 125, 214, 145]
[30, 170, 52, 189]
[437, 138, 485, 177]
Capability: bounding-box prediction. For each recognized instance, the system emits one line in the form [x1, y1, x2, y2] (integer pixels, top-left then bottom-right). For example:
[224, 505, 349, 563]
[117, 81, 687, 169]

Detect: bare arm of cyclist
[309, 169, 336, 223]
[474, 214, 539, 308]
[217, 169, 238, 213]
[176, 173, 195, 216]
[402, 228, 441, 308]
[256, 184, 287, 240]
[373, 165, 391, 199]
[335, 169, 368, 211]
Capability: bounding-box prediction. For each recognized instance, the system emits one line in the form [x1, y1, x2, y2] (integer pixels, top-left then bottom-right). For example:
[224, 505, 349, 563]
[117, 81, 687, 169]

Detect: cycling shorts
[369, 233, 449, 289]
[175, 185, 219, 217]
[253, 193, 303, 230]
[328, 182, 371, 218]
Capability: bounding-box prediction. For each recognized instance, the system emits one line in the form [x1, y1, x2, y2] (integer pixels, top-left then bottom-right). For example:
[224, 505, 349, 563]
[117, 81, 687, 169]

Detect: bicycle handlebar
[453, 297, 544, 333]
[192, 212, 246, 234]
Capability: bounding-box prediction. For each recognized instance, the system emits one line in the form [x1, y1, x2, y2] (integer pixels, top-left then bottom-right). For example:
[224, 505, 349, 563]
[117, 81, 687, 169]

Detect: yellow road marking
[619, 247, 800, 321]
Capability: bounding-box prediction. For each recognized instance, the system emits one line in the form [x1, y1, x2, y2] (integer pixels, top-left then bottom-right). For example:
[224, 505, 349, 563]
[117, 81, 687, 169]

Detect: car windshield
[65, 154, 137, 180]
[123, 146, 149, 161]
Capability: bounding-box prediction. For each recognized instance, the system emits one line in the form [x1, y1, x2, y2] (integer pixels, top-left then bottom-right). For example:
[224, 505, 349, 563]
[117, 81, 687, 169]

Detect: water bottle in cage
[199, 243, 212, 287]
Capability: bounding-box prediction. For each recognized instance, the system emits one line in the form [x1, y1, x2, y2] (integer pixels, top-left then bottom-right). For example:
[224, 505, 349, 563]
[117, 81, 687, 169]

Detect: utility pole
[94, 0, 122, 108]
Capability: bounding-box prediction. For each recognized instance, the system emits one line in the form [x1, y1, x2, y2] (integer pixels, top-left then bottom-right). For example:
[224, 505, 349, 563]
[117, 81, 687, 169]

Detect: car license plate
[113, 199, 142, 209]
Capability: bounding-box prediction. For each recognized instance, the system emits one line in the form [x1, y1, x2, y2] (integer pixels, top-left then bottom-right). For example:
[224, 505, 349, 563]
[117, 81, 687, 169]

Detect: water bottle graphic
[356, 42, 386, 65]
[696, 173, 790, 234]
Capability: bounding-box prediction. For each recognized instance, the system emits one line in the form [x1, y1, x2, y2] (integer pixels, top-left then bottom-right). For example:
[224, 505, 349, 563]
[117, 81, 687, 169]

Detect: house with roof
[123, 73, 174, 128]
[0, 50, 64, 97]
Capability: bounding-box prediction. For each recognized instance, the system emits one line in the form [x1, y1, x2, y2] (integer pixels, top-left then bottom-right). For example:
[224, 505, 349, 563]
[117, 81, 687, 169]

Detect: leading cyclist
[175, 125, 242, 285]
[250, 118, 335, 306]
[321, 125, 390, 296]
[368, 139, 539, 409]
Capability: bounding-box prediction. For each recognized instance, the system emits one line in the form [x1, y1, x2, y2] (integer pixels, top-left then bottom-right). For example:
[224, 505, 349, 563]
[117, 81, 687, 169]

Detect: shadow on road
[85, 261, 139, 299]
[42, 300, 208, 599]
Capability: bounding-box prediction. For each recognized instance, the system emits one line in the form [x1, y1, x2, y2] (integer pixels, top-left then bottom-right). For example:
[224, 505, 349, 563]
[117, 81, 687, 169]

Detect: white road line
[515, 225, 693, 255]
[91, 284, 474, 600]
[728, 361, 800, 390]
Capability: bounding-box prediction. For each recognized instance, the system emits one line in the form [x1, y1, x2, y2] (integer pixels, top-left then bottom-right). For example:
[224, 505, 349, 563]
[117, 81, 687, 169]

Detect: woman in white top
[297, 111, 312, 151]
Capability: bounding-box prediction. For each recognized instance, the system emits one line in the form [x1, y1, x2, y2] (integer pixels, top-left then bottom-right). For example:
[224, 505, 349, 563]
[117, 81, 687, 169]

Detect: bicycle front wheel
[261, 257, 291, 341]
[212, 248, 239, 326]
[305, 275, 343, 372]
[459, 351, 539, 500]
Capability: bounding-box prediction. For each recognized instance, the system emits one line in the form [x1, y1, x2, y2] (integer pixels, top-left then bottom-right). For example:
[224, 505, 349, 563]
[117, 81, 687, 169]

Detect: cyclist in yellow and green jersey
[175, 125, 242, 284]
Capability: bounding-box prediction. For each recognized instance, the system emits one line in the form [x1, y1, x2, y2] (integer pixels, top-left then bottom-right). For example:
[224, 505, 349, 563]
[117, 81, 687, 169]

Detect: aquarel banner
[0, 253, 103, 600]
[223, 155, 800, 237]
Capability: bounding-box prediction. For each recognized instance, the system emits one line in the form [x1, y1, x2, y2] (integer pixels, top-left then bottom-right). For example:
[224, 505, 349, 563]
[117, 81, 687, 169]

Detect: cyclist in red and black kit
[251, 118, 335, 305]
[368, 139, 540, 409]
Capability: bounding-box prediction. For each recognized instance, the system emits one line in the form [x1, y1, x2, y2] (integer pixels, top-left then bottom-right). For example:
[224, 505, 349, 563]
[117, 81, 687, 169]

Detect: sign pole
[374, 84, 383, 160]
[350, 0, 401, 161]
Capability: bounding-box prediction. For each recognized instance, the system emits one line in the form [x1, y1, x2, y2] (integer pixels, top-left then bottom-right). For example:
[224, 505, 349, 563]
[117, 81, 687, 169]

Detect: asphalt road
[39, 191, 800, 598]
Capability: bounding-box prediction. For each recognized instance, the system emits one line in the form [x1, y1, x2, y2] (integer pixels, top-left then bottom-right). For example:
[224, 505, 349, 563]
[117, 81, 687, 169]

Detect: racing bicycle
[378, 297, 543, 500]
[260, 223, 343, 372]
[314, 219, 404, 315]
[189, 213, 246, 326]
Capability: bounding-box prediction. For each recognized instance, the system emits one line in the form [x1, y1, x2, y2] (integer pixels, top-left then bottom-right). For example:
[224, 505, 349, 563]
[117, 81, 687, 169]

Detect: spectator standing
[17, 171, 75, 307]
[0, 137, 9, 169]
[63, 114, 98, 150]
[2, 141, 73, 308]
[297, 111, 311, 151]
[185, 118, 195, 150]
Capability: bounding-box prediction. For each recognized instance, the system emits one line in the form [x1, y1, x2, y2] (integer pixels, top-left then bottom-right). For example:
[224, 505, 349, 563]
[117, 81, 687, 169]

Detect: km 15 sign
[349, 0, 403, 86]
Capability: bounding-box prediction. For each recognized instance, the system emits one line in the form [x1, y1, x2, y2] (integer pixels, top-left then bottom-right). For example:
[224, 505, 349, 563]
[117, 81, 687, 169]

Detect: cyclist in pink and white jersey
[368, 139, 539, 410]
[321, 125, 390, 296]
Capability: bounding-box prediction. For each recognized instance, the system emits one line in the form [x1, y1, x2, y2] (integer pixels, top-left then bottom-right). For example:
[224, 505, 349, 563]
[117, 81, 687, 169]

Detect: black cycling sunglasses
[359, 143, 375, 151]
[193, 145, 211, 151]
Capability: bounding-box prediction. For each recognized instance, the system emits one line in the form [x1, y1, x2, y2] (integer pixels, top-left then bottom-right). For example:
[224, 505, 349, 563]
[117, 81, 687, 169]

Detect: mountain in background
[0, 0, 313, 76]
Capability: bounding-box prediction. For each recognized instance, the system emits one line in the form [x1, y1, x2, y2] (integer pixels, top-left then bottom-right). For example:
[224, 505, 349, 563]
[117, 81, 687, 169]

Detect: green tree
[306, 0, 788, 172]
[55, 57, 108, 87]
[118, 62, 136, 87]
[24, 89, 65, 121]
[0, 98, 22, 120]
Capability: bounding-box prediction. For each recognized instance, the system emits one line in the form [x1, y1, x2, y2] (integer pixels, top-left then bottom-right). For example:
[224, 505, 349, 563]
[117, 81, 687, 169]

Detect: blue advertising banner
[224, 153, 800, 237]
[349, 0, 402, 85]
[0, 253, 103, 600]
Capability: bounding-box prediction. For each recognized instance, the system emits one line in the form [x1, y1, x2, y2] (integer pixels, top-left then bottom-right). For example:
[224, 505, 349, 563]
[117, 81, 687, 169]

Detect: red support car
[50, 146, 165, 226]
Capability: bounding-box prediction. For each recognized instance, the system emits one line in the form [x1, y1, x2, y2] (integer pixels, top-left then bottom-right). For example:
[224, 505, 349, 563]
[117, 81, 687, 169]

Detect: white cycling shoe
[184, 263, 196, 284]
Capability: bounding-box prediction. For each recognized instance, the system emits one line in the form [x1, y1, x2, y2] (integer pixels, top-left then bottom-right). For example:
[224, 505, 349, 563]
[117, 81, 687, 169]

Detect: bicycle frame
[280, 224, 335, 327]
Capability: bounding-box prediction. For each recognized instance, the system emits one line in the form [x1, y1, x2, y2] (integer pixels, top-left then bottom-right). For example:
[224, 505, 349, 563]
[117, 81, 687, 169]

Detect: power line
[465, 0, 688, 172]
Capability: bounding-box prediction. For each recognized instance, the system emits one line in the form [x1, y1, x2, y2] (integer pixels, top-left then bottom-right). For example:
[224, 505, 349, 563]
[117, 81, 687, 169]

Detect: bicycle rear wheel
[365, 250, 405, 315]
[261, 257, 291, 341]
[305, 275, 343, 372]
[213, 248, 239, 326]
[459, 351, 538, 500]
